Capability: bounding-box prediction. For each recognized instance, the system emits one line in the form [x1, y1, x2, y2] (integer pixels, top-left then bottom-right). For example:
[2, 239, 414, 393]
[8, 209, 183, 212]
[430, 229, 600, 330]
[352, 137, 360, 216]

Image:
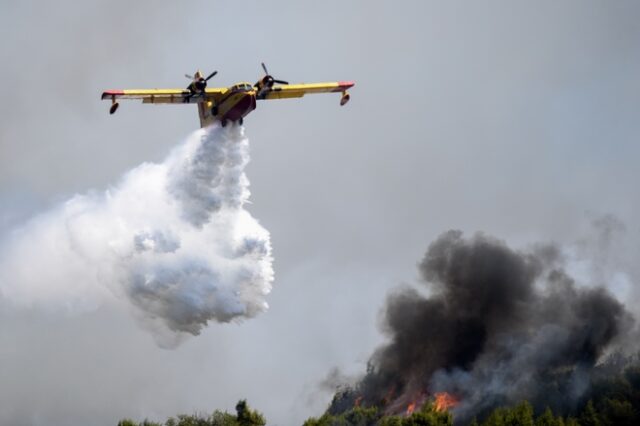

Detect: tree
[481, 402, 534, 426]
[342, 406, 380, 425]
[535, 407, 564, 426]
[579, 400, 601, 426]
[116, 400, 264, 426]
[599, 398, 635, 426]
[509, 401, 534, 426]
[483, 408, 507, 426]
[378, 416, 403, 426]
[235, 399, 266, 426]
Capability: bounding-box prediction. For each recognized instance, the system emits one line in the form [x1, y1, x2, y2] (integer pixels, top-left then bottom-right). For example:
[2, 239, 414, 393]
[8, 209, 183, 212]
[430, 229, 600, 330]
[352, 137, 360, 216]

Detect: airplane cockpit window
[231, 83, 253, 92]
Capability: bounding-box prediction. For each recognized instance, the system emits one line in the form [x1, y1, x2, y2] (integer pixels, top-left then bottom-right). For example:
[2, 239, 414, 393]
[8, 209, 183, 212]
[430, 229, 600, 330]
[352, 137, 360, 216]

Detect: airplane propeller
[256, 62, 289, 88]
[204, 70, 218, 81]
[185, 71, 218, 82]
[185, 70, 218, 92]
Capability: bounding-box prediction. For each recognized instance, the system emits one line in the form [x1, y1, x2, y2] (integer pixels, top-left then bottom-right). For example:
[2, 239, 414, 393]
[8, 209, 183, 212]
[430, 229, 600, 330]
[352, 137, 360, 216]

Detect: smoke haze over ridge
[0, 125, 273, 347]
[326, 230, 636, 422]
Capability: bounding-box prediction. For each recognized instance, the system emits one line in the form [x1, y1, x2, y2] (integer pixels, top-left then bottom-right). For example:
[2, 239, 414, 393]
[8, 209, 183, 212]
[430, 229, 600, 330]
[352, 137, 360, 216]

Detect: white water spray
[0, 125, 273, 347]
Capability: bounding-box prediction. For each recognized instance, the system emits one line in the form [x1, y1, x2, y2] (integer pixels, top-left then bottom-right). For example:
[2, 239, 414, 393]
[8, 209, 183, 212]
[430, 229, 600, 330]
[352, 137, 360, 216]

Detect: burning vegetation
[434, 393, 459, 413]
[307, 230, 637, 425]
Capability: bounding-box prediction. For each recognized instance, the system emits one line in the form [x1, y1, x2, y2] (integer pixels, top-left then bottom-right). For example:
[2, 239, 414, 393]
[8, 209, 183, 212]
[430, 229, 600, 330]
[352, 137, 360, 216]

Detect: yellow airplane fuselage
[198, 82, 257, 127]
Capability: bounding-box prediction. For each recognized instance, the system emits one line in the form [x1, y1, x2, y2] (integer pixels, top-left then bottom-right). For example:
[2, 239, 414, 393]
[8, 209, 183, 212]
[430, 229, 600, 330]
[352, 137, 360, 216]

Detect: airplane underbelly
[220, 93, 256, 121]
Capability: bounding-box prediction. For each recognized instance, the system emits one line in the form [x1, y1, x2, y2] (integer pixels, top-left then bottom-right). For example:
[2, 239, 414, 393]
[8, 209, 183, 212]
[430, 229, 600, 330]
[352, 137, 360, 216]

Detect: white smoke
[0, 124, 273, 347]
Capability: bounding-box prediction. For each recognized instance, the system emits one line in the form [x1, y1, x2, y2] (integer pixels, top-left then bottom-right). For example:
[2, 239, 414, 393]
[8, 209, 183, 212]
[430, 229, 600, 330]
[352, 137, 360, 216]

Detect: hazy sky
[1, 1, 639, 425]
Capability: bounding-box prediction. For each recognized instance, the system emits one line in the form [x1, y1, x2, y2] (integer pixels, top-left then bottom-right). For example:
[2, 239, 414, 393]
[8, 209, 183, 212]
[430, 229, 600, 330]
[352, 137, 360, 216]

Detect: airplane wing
[101, 88, 228, 104]
[261, 81, 354, 100]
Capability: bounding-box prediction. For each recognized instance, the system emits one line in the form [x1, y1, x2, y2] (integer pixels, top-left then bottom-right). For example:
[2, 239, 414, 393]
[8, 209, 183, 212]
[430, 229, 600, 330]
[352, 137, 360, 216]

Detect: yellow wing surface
[261, 81, 354, 100]
[101, 88, 228, 104]
[101, 82, 354, 104]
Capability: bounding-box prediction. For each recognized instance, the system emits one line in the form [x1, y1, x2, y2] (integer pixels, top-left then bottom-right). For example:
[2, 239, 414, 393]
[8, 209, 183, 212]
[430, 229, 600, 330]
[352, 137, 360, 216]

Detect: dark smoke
[328, 230, 633, 421]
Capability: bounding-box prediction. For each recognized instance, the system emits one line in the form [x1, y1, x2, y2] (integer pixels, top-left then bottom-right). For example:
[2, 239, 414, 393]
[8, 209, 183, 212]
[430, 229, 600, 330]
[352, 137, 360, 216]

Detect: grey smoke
[328, 230, 633, 421]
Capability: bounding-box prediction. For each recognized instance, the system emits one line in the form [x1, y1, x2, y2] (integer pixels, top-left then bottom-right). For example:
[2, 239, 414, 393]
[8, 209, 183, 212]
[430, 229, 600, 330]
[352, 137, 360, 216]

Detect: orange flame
[434, 392, 459, 412]
[406, 401, 416, 415]
[354, 396, 363, 407]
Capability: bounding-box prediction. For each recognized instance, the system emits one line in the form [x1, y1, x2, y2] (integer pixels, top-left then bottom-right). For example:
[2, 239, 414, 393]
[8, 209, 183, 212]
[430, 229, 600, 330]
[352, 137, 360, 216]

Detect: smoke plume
[328, 230, 634, 421]
[0, 125, 273, 347]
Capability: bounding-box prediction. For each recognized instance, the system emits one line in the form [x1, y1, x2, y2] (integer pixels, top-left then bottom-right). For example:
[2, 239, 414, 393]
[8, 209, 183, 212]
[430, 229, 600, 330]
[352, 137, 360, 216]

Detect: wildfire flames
[434, 392, 459, 412]
[402, 392, 458, 417]
[405, 402, 416, 415]
[354, 396, 363, 407]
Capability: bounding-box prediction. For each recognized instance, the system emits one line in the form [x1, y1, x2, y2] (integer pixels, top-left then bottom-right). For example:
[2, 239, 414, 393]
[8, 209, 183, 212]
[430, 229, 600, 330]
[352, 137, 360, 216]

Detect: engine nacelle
[340, 91, 350, 106]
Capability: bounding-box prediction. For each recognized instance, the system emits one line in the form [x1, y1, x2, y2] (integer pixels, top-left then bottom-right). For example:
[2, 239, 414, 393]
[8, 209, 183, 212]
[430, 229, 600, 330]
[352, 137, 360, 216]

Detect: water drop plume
[0, 125, 273, 347]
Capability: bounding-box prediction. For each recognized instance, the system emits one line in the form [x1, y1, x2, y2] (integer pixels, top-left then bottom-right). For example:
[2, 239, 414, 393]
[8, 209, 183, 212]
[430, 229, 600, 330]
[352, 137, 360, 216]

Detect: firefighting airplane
[101, 63, 354, 128]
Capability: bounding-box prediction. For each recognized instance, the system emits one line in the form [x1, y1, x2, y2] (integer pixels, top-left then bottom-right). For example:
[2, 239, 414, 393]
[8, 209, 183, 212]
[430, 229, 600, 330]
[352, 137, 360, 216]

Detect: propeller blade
[205, 70, 218, 81]
[273, 79, 289, 85]
[185, 74, 194, 80]
[261, 62, 269, 75]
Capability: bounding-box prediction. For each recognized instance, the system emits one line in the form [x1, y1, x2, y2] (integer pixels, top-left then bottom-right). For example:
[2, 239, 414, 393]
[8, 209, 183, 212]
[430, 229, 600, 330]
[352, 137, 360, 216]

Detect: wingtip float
[101, 64, 355, 128]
